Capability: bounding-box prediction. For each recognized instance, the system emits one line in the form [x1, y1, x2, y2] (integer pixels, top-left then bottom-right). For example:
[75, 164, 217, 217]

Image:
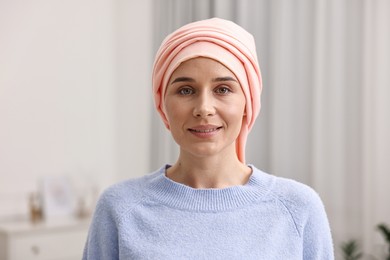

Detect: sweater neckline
[147, 165, 274, 212]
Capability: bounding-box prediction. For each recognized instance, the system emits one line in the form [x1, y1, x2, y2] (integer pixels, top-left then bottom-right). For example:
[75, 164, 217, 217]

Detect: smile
[189, 127, 222, 133]
[187, 126, 223, 138]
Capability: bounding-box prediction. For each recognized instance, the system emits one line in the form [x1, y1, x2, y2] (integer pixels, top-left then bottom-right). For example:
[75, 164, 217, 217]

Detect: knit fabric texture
[83, 165, 334, 260]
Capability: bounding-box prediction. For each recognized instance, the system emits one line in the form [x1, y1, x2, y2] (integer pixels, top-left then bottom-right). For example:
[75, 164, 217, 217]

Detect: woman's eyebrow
[171, 77, 195, 84]
[212, 76, 238, 82]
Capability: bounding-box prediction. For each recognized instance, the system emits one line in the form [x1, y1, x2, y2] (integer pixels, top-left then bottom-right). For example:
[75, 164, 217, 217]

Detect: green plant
[341, 239, 363, 260]
[377, 223, 390, 260]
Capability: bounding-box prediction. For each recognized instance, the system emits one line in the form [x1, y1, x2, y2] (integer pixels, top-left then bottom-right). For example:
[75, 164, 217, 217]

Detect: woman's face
[164, 57, 246, 159]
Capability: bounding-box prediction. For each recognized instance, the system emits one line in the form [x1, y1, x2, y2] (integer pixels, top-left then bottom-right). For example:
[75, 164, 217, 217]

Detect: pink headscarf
[152, 18, 262, 163]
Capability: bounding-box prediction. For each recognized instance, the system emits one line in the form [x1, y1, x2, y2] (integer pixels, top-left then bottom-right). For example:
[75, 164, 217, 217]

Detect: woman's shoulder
[252, 166, 325, 212]
[103, 167, 163, 197]
[274, 175, 321, 206]
[252, 166, 329, 237]
[94, 167, 165, 215]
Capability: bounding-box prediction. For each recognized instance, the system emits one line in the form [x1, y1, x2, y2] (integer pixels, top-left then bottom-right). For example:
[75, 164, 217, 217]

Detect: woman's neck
[166, 151, 252, 189]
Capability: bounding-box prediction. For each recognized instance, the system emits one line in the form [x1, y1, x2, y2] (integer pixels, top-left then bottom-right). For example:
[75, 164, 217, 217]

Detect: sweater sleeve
[276, 177, 334, 260]
[82, 190, 119, 260]
[301, 189, 334, 260]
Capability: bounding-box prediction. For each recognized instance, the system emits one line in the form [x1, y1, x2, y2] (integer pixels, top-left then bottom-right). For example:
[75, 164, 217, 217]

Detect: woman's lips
[188, 125, 222, 137]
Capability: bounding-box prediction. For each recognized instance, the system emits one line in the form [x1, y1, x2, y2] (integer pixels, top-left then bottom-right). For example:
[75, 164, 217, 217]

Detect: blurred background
[0, 0, 389, 259]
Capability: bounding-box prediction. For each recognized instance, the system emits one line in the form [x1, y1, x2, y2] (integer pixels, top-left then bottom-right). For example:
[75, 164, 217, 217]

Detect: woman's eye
[178, 87, 194, 95]
[215, 86, 231, 94]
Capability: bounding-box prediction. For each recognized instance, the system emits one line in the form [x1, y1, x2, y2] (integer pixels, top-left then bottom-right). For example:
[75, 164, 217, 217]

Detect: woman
[83, 18, 334, 259]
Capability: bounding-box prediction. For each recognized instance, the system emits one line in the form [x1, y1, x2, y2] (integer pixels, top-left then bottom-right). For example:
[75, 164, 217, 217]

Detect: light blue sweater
[83, 165, 334, 259]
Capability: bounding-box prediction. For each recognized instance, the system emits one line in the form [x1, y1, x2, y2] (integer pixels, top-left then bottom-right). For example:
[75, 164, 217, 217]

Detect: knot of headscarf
[152, 18, 262, 163]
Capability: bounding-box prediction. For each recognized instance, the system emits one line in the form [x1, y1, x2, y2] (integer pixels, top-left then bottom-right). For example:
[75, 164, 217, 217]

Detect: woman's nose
[192, 93, 216, 118]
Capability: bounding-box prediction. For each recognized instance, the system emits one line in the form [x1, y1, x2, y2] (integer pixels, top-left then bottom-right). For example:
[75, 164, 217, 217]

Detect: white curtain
[150, 0, 390, 258]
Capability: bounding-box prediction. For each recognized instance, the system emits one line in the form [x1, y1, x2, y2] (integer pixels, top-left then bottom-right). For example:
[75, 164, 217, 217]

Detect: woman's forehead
[170, 57, 238, 79]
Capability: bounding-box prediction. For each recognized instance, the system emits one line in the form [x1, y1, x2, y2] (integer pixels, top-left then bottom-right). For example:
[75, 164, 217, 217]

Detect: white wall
[0, 0, 152, 220]
[115, 0, 152, 181]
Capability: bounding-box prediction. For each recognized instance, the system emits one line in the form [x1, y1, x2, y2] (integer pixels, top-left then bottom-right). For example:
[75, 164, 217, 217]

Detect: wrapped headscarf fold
[152, 18, 262, 163]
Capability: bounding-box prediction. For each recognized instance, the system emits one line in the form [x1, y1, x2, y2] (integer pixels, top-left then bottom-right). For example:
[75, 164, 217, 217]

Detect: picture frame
[40, 176, 74, 219]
